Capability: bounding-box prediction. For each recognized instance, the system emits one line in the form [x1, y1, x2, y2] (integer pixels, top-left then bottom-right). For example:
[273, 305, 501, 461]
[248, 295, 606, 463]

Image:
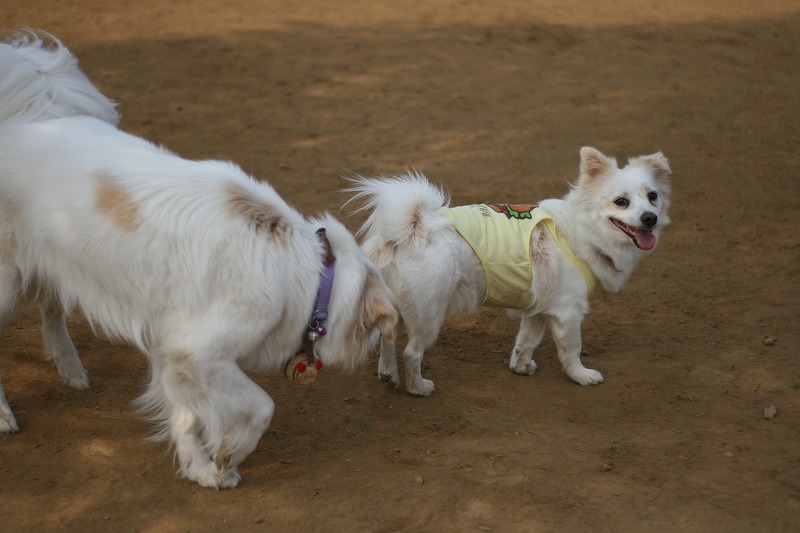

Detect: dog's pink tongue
[635, 229, 656, 250]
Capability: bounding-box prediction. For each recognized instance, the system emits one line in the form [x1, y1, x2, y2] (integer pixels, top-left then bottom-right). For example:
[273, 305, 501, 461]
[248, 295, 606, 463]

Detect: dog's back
[0, 31, 118, 127]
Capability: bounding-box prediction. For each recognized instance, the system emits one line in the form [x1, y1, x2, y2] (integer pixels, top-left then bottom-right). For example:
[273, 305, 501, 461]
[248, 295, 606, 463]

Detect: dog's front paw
[378, 353, 400, 390]
[180, 460, 241, 489]
[214, 467, 242, 489]
[60, 362, 90, 390]
[509, 356, 538, 376]
[406, 378, 435, 397]
[44, 339, 90, 390]
[378, 370, 400, 390]
[566, 365, 604, 386]
[0, 406, 19, 433]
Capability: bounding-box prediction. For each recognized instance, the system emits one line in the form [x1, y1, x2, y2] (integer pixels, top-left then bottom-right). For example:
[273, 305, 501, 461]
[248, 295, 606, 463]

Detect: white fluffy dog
[0, 32, 397, 488]
[347, 149, 670, 396]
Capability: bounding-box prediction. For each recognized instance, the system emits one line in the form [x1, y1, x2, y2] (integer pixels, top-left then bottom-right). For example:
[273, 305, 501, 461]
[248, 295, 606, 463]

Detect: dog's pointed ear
[580, 147, 616, 180]
[361, 269, 398, 341]
[630, 152, 671, 191]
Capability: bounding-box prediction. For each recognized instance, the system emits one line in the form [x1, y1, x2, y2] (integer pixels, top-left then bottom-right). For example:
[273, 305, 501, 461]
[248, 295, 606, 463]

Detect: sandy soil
[1, 1, 799, 531]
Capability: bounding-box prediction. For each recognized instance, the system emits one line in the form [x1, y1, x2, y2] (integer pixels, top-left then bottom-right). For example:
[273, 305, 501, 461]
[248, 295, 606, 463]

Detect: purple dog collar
[285, 228, 336, 384]
[307, 228, 336, 342]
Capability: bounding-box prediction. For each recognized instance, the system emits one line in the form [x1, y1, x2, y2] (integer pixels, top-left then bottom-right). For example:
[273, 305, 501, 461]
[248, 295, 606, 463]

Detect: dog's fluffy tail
[0, 30, 118, 127]
[345, 170, 452, 263]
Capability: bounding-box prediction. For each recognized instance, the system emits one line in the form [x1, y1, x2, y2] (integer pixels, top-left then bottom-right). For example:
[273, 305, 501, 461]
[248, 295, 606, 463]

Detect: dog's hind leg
[402, 311, 447, 396]
[0, 263, 20, 432]
[509, 314, 547, 376]
[399, 268, 458, 396]
[549, 314, 603, 385]
[378, 329, 400, 389]
[40, 297, 88, 390]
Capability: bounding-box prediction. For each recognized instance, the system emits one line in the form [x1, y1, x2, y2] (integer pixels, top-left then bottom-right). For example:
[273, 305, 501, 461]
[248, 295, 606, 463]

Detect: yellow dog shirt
[439, 204, 597, 309]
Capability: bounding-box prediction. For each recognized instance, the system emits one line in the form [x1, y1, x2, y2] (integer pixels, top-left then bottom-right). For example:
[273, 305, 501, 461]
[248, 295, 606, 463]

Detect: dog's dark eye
[648, 192, 658, 203]
[614, 197, 629, 208]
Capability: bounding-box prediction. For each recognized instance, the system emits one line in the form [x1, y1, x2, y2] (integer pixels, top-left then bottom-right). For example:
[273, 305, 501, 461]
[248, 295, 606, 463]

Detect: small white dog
[347, 149, 670, 396]
[0, 32, 397, 488]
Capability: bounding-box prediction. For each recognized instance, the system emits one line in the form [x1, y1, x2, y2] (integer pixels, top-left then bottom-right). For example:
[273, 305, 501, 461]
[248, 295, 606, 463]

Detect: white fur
[347, 150, 670, 395]
[0, 31, 397, 488]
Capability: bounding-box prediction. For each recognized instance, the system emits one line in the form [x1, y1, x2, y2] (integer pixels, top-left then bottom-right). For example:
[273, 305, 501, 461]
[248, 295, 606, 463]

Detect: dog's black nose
[640, 212, 658, 227]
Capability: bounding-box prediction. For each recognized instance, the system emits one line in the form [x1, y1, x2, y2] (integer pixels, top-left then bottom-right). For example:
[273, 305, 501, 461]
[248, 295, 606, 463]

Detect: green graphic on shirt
[488, 203, 538, 220]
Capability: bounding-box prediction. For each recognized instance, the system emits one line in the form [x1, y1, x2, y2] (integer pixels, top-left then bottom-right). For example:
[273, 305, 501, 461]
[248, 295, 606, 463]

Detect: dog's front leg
[0, 373, 18, 433]
[509, 314, 547, 375]
[402, 339, 435, 396]
[0, 263, 20, 432]
[169, 406, 227, 487]
[549, 314, 603, 385]
[160, 357, 275, 489]
[40, 299, 89, 390]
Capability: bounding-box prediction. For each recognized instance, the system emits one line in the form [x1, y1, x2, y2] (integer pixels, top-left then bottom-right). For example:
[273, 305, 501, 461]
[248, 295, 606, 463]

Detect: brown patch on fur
[580, 146, 616, 180]
[361, 270, 398, 341]
[529, 224, 557, 289]
[373, 241, 397, 269]
[630, 152, 672, 194]
[95, 172, 141, 231]
[226, 182, 286, 236]
[169, 352, 191, 364]
[410, 206, 421, 233]
[529, 225, 550, 265]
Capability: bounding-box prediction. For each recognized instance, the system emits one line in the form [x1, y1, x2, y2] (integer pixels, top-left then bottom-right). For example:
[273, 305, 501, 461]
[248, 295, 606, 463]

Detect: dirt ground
[1, 1, 799, 531]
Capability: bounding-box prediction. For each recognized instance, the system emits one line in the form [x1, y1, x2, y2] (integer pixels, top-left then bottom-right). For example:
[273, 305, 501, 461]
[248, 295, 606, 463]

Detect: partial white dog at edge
[0, 31, 397, 489]
[346, 148, 671, 396]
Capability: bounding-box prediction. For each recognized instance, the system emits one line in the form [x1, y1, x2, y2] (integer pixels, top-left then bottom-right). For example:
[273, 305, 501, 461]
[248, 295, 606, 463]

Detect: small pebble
[764, 337, 776, 346]
[764, 405, 777, 419]
[724, 451, 734, 458]
[601, 463, 613, 472]
[413, 475, 424, 485]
